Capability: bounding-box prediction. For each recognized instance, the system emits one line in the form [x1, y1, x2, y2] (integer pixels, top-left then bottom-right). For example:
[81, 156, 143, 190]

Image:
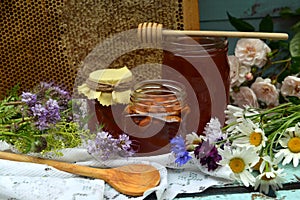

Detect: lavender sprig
[87, 131, 134, 160]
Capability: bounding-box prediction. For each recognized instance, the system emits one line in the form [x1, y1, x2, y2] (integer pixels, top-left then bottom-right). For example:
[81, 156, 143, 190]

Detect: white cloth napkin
[0, 142, 233, 200]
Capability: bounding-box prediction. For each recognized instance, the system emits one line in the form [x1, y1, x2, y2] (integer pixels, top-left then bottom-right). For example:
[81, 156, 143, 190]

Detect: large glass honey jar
[123, 79, 189, 156]
[162, 36, 230, 135]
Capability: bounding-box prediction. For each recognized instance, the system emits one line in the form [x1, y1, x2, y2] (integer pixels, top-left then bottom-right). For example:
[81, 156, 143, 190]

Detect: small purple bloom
[21, 92, 37, 106]
[170, 136, 192, 166]
[46, 99, 61, 123]
[118, 134, 132, 150]
[87, 132, 134, 160]
[175, 151, 192, 166]
[40, 82, 53, 89]
[194, 140, 222, 171]
[31, 104, 48, 130]
[170, 136, 186, 154]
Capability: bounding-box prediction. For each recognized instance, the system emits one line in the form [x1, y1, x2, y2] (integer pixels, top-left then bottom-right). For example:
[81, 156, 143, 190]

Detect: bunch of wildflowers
[172, 101, 300, 195]
[0, 82, 85, 155]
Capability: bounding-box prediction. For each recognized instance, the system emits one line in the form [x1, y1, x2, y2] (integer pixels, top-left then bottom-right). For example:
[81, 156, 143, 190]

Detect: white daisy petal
[293, 156, 299, 167]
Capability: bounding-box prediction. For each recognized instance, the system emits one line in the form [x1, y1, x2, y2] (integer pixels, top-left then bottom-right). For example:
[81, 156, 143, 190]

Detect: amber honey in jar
[162, 36, 230, 135]
[123, 79, 189, 156]
[78, 67, 132, 134]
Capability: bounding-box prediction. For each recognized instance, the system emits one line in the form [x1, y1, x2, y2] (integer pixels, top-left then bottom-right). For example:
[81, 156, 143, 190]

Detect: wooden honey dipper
[137, 22, 289, 43]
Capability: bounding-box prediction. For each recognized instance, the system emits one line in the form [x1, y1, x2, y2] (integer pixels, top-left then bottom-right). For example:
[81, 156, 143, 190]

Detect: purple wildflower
[40, 82, 53, 89]
[39, 82, 70, 109]
[21, 92, 37, 107]
[194, 140, 222, 171]
[29, 99, 61, 130]
[31, 104, 48, 130]
[45, 99, 61, 123]
[87, 132, 134, 160]
[170, 136, 192, 166]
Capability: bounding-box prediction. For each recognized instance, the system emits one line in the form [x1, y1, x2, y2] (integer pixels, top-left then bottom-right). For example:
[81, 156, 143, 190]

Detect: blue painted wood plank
[199, 0, 300, 21]
[175, 190, 300, 200]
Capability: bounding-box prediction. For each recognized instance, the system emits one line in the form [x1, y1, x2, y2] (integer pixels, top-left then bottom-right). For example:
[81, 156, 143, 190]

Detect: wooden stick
[162, 30, 288, 40]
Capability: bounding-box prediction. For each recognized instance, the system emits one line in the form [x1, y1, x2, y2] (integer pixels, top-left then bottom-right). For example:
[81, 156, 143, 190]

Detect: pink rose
[235, 39, 271, 68]
[228, 55, 251, 87]
[280, 76, 300, 98]
[231, 86, 259, 108]
[251, 77, 279, 106]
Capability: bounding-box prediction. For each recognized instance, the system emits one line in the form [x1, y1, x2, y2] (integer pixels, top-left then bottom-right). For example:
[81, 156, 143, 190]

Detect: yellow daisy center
[229, 158, 245, 173]
[249, 132, 262, 146]
[288, 137, 300, 153]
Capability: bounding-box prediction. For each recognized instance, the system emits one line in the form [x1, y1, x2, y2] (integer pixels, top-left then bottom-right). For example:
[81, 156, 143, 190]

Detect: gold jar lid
[78, 66, 132, 106]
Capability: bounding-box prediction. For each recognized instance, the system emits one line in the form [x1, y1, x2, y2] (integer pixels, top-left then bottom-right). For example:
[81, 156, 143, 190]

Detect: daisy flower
[219, 147, 260, 187]
[254, 168, 285, 194]
[232, 118, 267, 152]
[224, 105, 259, 132]
[252, 155, 279, 174]
[185, 132, 202, 145]
[275, 123, 300, 167]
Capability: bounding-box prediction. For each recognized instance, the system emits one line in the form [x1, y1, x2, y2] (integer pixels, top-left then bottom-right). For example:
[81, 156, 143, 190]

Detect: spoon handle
[0, 151, 111, 181]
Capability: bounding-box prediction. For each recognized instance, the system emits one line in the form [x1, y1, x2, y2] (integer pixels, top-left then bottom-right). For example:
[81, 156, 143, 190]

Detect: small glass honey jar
[123, 79, 190, 156]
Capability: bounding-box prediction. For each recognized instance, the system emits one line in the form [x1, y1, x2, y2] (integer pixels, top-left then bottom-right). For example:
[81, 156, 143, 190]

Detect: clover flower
[170, 136, 192, 166]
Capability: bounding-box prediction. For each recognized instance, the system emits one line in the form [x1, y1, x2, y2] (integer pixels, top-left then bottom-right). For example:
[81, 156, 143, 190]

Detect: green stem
[270, 57, 291, 65]
[3, 101, 24, 106]
[268, 114, 300, 158]
[0, 131, 34, 143]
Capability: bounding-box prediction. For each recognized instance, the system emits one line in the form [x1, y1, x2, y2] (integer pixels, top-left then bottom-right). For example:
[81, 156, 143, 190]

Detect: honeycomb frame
[0, 0, 199, 98]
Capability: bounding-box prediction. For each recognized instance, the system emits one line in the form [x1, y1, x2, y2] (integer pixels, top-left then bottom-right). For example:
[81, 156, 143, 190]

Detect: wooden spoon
[0, 151, 160, 196]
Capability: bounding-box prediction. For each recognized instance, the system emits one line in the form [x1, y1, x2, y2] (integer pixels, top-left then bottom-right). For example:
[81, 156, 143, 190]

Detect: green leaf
[286, 96, 300, 105]
[227, 12, 255, 32]
[291, 21, 300, 33]
[259, 15, 273, 32]
[279, 7, 295, 18]
[290, 56, 300, 74]
[290, 32, 300, 57]
[296, 8, 300, 15]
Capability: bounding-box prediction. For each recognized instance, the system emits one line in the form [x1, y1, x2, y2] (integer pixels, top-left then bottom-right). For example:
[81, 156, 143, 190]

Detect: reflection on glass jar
[123, 79, 189, 156]
[162, 36, 230, 135]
